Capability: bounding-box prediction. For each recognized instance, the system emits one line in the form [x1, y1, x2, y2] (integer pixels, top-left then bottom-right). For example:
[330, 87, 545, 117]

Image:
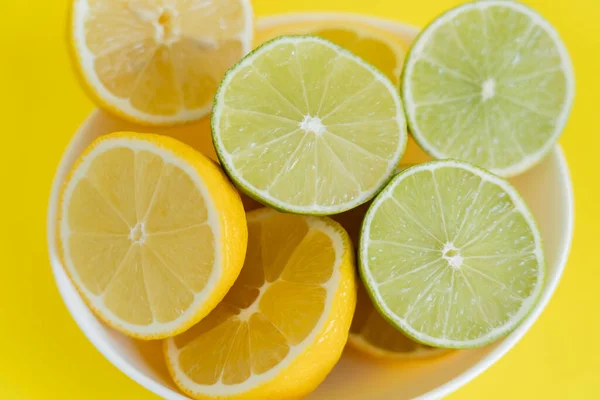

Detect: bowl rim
[47, 12, 575, 400]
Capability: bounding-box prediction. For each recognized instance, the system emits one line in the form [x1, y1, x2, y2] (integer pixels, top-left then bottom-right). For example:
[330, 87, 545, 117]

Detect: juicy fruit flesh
[351, 284, 436, 355]
[64, 146, 214, 325]
[313, 28, 402, 82]
[256, 24, 404, 83]
[405, 2, 572, 173]
[215, 37, 405, 212]
[81, 0, 247, 116]
[362, 164, 542, 346]
[171, 212, 336, 385]
[335, 206, 441, 357]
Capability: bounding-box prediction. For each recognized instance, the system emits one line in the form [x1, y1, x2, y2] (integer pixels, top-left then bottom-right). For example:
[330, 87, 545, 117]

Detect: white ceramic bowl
[47, 14, 574, 400]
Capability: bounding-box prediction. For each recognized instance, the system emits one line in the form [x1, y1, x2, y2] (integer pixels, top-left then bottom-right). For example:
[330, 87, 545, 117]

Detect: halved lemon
[255, 17, 407, 83]
[349, 284, 450, 360]
[165, 208, 356, 399]
[359, 160, 544, 348]
[69, 0, 253, 125]
[58, 132, 247, 339]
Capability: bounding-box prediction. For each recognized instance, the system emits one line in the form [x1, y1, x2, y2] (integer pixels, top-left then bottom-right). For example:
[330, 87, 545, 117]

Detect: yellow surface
[0, 0, 597, 398]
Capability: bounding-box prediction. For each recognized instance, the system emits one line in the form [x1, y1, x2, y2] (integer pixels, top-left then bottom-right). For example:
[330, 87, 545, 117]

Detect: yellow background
[1, 0, 598, 398]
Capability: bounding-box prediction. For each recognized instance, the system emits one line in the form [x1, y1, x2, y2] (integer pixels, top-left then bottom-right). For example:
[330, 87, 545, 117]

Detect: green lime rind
[212, 35, 407, 215]
[358, 159, 545, 349]
[400, 0, 575, 178]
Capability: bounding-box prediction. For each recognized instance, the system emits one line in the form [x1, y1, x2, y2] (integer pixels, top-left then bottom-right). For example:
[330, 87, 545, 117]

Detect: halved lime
[359, 160, 544, 348]
[402, 0, 574, 177]
[212, 36, 407, 215]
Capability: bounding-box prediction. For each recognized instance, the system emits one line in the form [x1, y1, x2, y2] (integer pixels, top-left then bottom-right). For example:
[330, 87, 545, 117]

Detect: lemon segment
[255, 20, 407, 83]
[349, 284, 450, 360]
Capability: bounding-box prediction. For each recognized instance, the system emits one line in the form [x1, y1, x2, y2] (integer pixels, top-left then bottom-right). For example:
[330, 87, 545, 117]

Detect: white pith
[300, 115, 326, 135]
[481, 78, 496, 102]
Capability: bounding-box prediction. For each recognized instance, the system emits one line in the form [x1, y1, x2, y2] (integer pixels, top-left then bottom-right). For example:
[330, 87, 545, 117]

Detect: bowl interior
[47, 15, 573, 400]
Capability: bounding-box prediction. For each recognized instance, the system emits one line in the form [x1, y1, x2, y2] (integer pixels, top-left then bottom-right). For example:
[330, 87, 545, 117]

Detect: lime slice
[212, 36, 407, 215]
[359, 160, 545, 348]
[402, 0, 574, 177]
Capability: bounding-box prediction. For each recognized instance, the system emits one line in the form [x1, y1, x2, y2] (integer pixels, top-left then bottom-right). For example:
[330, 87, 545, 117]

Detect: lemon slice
[212, 36, 407, 215]
[69, 0, 253, 125]
[402, 0, 575, 176]
[164, 208, 356, 399]
[255, 19, 406, 83]
[349, 284, 449, 360]
[58, 132, 247, 339]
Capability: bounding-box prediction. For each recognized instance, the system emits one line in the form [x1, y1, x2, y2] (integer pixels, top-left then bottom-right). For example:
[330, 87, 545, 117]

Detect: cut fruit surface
[350, 284, 449, 360]
[212, 36, 407, 215]
[359, 160, 545, 348]
[58, 132, 247, 339]
[333, 206, 447, 360]
[255, 19, 407, 83]
[333, 203, 448, 360]
[402, 0, 574, 176]
[165, 208, 356, 399]
[70, 0, 253, 125]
